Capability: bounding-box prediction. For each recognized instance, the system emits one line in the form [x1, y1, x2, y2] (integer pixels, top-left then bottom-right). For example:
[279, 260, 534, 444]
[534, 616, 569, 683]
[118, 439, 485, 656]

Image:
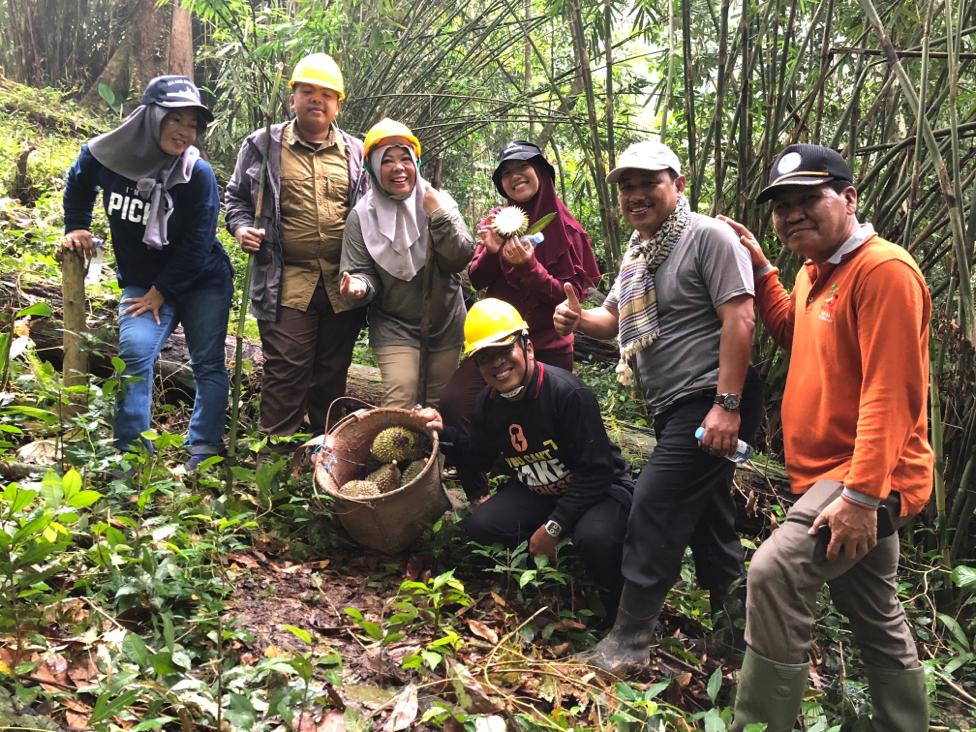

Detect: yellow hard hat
[289, 53, 345, 101]
[463, 298, 529, 357]
[363, 117, 422, 159]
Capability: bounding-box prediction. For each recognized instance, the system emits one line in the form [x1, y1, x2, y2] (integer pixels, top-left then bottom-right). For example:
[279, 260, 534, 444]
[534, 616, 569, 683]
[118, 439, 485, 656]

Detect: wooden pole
[61, 250, 89, 414]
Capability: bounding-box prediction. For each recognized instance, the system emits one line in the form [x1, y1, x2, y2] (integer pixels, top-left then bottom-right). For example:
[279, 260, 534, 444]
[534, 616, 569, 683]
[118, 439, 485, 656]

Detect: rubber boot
[572, 581, 666, 676]
[730, 648, 808, 732]
[865, 665, 928, 732]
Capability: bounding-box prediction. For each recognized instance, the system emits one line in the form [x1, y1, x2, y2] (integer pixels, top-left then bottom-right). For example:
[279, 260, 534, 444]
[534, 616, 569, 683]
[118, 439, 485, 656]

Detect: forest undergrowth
[0, 77, 974, 732]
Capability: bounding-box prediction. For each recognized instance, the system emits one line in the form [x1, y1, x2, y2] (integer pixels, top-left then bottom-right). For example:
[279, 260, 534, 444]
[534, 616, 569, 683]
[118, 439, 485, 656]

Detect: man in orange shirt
[722, 144, 932, 732]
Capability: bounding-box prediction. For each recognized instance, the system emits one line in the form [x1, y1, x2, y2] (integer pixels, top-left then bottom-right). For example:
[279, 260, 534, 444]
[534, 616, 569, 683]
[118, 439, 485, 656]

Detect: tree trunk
[81, 0, 176, 108]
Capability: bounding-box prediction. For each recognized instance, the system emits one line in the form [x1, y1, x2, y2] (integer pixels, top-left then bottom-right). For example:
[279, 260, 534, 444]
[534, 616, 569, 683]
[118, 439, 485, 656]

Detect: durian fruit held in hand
[370, 427, 423, 463]
[491, 206, 529, 238]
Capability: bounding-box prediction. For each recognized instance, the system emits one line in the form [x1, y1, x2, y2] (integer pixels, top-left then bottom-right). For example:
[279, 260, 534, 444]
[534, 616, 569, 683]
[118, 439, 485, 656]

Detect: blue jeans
[115, 281, 232, 456]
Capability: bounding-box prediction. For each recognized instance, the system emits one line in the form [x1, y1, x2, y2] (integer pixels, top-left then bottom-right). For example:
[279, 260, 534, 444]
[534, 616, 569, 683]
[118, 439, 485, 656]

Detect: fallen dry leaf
[230, 553, 260, 570]
[466, 619, 499, 645]
[552, 618, 586, 632]
[317, 711, 346, 731]
[549, 641, 571, 657]
[490, 592, 507, 607]
[381, 684, 418, 732]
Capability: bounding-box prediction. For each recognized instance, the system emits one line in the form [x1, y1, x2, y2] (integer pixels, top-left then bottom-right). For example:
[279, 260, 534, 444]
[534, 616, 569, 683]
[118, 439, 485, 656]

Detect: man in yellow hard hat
[226, 52, 369, 441]
[415, 299, 634, 623]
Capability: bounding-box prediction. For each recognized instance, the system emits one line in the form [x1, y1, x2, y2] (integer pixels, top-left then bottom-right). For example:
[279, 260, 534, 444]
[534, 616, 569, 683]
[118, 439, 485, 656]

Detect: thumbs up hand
[553, 282, 582, 335]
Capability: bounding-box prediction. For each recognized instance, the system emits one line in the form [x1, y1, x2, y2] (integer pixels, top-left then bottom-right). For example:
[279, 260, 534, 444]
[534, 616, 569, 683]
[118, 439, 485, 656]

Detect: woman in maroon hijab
[470, 140, 601, 370]
[440, 141, 601, 499]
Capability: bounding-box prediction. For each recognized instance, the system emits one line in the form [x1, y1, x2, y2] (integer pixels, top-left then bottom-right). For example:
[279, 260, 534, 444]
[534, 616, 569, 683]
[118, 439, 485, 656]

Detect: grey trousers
[745, 480, 920, 669]
[373, 344, 460, 408]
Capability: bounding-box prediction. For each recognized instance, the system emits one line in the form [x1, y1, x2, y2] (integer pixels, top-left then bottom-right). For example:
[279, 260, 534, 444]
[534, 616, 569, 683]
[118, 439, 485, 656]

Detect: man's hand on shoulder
[809, 495, 878, 561]
[717, 215, 770, 270]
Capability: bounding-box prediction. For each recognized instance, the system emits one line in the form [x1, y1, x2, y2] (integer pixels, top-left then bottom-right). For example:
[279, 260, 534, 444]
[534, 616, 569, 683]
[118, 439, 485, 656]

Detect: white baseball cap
[606, 141, 682, 183]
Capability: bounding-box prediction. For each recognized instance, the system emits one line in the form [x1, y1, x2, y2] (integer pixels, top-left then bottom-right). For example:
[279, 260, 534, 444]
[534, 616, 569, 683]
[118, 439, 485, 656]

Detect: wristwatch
[543, 520, 563, 538]
[714, 393, 742, 411]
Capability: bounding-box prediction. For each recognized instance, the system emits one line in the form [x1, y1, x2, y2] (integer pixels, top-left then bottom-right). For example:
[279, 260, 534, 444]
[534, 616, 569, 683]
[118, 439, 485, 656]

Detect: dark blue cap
[141, 75, 214, 123]
[492, 140, 556, 197]
[758, 143, 853, 203]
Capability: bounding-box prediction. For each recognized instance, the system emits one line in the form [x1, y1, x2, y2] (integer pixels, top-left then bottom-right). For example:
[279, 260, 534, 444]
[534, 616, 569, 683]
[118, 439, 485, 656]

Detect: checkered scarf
[615, 195, 690, 384]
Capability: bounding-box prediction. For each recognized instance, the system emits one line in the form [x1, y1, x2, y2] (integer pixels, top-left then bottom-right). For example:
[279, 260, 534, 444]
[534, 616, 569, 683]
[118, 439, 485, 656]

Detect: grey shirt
[340, 207, 474, 350]
[605, 213, 754, 413]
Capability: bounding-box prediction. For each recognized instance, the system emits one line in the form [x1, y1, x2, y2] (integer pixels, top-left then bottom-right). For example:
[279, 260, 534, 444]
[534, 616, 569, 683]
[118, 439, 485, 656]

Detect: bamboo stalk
[226, 62, 284, 474]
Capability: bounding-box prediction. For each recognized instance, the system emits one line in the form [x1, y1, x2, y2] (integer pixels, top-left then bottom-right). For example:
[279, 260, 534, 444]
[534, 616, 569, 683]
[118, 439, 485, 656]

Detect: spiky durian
[341, 479, 381, 498]
[400, 459, 426, 486]
[367, 462, 402, 493]
[370, 427, 421, 464]
[491, 206, 529, 238]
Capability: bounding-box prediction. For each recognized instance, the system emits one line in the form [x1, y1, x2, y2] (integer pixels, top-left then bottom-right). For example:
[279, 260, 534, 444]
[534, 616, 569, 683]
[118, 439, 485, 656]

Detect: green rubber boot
[573, 582, 666, 677]
[730, 648, 809, 732]
[866, 665, 928, 732]
[708, 579, 747, 659]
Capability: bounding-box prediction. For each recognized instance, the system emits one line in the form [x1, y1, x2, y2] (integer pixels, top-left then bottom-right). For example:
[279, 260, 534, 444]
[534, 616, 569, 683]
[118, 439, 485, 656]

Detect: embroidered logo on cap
[777, 151, 802, 175]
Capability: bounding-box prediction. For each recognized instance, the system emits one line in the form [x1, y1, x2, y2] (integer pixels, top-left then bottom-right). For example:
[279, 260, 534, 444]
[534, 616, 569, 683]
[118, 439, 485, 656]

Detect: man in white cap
[554, 140, 761, 674]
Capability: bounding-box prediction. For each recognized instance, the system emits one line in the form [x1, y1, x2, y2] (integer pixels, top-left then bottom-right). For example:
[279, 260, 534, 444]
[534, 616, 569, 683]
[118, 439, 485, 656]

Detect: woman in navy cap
[62, 75, 233, 469]
[440, 140, 600, 499]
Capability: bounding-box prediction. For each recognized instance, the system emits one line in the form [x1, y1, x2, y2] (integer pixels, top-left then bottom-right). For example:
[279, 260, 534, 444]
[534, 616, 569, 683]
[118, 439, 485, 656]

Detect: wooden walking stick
[61, 249, 90, 416]
[226, 63, 285, 478]
[416, 156, 444, 406]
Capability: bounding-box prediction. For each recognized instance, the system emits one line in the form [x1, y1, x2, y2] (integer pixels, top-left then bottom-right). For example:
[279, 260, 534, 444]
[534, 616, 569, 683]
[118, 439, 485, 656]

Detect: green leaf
[91, 688, 140, 724]
[67, 489, 102, 509]
[281, 624, 312, 645]
[526, 211, 557, 235]
[97, 83, 117, 108]
[937, 613, 971, 651]
[15, 302, 53, 318]
[123, 632, 150, 669]
[950, 565, 976, 592]
[706, 666, 722, 702]
[4, 484, 36, 513]
[518, 569, 537, 588]
[61, 469, 82, 498]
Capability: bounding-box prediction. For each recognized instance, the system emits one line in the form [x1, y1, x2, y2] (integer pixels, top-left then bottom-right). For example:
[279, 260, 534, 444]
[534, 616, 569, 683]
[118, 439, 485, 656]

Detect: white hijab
[355, 144, 429, 282]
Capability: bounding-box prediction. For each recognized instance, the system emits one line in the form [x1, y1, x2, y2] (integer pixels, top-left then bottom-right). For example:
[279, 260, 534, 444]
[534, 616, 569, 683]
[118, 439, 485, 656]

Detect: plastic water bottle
[694, 426, 752, 464]
[84, 237, 105, 286]
[521, 232, 545, 247]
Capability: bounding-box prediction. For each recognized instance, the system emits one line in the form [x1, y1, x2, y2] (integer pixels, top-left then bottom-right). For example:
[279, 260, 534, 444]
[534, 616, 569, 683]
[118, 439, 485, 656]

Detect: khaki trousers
[373, 345, 460, 408]
[745, 480, 919, 669]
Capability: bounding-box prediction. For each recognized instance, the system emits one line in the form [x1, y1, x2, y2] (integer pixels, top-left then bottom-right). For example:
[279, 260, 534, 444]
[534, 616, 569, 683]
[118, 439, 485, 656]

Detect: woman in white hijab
[62, 75, 233, 470]
[339, 118, 473, 407]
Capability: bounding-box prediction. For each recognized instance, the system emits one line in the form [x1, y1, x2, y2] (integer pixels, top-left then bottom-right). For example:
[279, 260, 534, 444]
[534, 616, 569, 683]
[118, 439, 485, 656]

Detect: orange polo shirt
[755, 235, 933, 516]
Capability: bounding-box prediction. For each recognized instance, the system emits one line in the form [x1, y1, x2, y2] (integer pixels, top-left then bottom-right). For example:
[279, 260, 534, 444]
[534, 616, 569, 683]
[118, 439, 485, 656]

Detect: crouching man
[415, 298, 634, 619]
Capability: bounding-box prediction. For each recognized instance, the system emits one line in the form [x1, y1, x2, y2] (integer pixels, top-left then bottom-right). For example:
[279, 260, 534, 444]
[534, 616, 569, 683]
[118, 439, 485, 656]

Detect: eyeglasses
[472, 341, 519, 367]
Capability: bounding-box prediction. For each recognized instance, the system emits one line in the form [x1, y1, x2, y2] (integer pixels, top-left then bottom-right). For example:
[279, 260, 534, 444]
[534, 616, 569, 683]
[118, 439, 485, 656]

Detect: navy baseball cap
[757, 143, 853, 203]
[492, 140, 556, 197]
[141, 75, 214, 123]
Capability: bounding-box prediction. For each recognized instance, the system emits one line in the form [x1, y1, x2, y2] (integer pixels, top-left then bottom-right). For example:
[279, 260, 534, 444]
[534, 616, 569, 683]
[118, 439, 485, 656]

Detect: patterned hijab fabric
[614, 194, 691, 384]
[88, 104, 199, 250]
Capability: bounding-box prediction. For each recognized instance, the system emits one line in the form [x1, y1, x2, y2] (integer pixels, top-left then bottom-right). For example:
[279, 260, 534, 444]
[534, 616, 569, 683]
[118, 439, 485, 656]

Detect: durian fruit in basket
[370, 427, 426, 464]
[341, 479, 381, 498]
[367, 462, 402, 493]
[400, 459, 426, 486]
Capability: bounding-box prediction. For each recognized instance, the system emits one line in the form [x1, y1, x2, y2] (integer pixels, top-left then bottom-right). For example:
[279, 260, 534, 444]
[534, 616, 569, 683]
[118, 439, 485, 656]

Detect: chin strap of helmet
[499, 333, 532, 400]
